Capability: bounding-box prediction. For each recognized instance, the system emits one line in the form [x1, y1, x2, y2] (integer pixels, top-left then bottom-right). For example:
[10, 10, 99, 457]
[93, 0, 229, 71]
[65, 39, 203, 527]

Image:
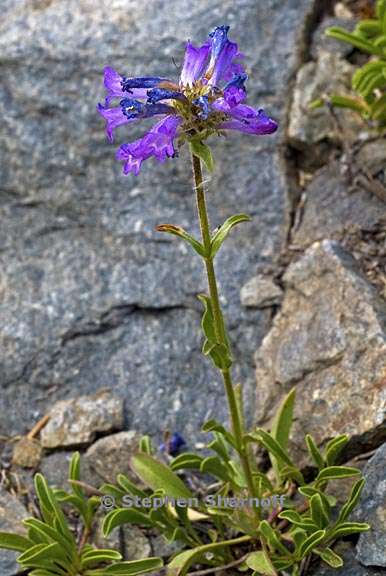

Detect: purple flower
[160, 432, 186, 456]
[98, 26, 278, 175]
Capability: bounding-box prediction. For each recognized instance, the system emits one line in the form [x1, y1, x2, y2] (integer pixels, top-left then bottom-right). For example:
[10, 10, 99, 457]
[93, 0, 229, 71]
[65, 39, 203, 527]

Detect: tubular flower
[98, 25, 278, 175]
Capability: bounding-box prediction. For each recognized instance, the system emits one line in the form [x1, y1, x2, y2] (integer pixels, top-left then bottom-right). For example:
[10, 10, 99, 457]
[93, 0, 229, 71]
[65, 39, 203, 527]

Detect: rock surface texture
[353, 442, 386, 568]
[0, 487, 29, 576]
[0, 0, 315, 441]
[255, 240, 386, 462]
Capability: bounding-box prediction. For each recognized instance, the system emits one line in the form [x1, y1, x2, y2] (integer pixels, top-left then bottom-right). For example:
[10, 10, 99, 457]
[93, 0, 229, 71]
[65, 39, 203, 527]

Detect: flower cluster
[98, 25, 278, 175]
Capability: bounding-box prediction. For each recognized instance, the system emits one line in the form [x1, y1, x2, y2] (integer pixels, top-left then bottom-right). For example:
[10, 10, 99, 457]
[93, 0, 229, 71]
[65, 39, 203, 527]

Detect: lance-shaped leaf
[324, 435, 349, 466]
[338, 478, 365, 523]
[259, 520, 291, 556]
[156, 224, 206, 257]
[314, 547, 343, 568]
[0, 532, 33, 552]
[131, 453, 193, 500]
[306, 434, 325, 470]
[197, 295, 232, 370]
[315, 466, 361, 484]
[270, 388, 296, 482]
[326, 27, 383, 55]
[91, 557, 163, 575]
[81, 548, 122, 568]
[298, 530, 326, 559]
[170, 453, 204, 471]
[245, 550, 277, 575]
[190, 140, 214, 172]
[103, 509, 154, 536]
[329, 521, 370, 539]
[247, 429, 294, 469]
[327, 95, 370, 115]
[210, 214, 251, 258]
[310, 494, 330, 528]
[202, 419, 238, 450]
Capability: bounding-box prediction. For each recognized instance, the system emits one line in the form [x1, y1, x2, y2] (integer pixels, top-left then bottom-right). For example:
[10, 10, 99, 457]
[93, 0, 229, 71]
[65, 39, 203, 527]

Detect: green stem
[191, 153, 258, 511]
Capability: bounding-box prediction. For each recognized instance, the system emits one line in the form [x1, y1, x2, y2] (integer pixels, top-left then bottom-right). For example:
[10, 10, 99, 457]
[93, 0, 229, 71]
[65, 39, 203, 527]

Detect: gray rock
[0, 0, 314, 443]
[255, 240, 386, 463]
[39, 450, 101, 489]
[294, 159, 386, 249]
[85, 430, 141, 484]
[240, 275, 283, 308]
[0, 487, 29, 576]
[288, 51, 361, 149]
[12, 437, 42, 469]
[354, 442, 386, 567]
[94, 518, 151, 561]
[313, 542, 386, 575]
[311, 17, 356, 59]
[40, 391, 124, 448]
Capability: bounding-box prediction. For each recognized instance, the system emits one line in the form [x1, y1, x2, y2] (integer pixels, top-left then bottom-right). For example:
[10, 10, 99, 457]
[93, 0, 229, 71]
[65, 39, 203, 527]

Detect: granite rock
[240, 275, 283, 308]
[294, 145, 386, 249]
[354, 442, 386, 567]
[255, 240, 386, 463]
[0, 0, 315, 443]
[85, 430, 141, 484]
[40, 391, 124, 448]
[288, 51, 361, 149]
[313, 542, 386, 575]
[0, 487, 29, 576]
[311, 16, 356, 59]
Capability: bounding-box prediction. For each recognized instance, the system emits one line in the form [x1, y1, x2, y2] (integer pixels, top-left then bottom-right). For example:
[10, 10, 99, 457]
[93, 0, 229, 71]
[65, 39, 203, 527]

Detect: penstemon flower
[98, 25, 278, 175]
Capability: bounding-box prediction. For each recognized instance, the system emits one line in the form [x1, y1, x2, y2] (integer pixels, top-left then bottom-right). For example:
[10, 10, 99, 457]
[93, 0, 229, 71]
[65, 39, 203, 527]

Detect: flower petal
[116, 115, 182, 175]
[223, 73, 248, 107]
[192, 95, 210, 119]
[206, 26, 239, 86]
[103, 67, 147, 104]
[121, 76, 169, 91]
[120, 98, 175, 119]
[180, 41, 211, 87]
[220, 106, 278, 135]
[97, 103, 135, 142]
[147, 88, 185, 104]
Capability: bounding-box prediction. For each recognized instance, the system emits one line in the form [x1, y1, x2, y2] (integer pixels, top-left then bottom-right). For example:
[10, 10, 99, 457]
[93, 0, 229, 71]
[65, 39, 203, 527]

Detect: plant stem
[191, 153, 258, 509]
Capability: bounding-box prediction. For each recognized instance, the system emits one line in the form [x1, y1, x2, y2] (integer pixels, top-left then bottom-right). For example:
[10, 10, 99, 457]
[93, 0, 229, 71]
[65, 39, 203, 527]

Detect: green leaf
[315, 466, 361, 484]
[326, 27, 383, 55]
[170, 453, 204, 471]
[202, 419, 237, 449]
[270, 388, 296, 482]
[298, 530, 326, 559]
[325, 435, 349, 466]
[116, 475, 147, 498]
[23, 518, 75, 560]
[210, 214, 251, 258]
[259, 520, 291, 556]
[190, 141, 214, 172]
[328, 95, 370, 115]
[271, 387, 296, 452]
[156, 224, 206, 258]
[278, 510, 319, 532]
[131, 453, 192, 500]
[0, 532, 33, 552]
[91, 557, 163, 575]
[338, 478, 365, 523]
[356, 19, 382, 36]
[305, 435, 325, 470]
[69, 452, 83, 498]
[18, 542, 65, 565]
[245, 551, 277, 575]
[310, 494, 330, 528]
[377, 0, 386, 20]
[314, 547, 343, 568]
[329, 522, 370, 539]
[103, 509, 154, 537]
[200, 456, 234, 483]
[248, 429, 294, 469]
[139, 435, 153, 455]
[279, 465, 305, 486]
[197, 295, 232, 370]
[81, 548, 122, 568]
